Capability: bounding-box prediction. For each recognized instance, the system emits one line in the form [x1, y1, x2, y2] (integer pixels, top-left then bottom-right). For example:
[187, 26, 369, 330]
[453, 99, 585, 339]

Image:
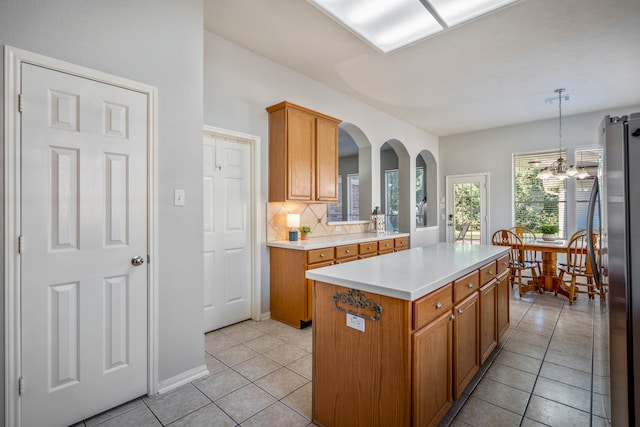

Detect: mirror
[416, 150, 437, 228]
[327, 124, 371, 223]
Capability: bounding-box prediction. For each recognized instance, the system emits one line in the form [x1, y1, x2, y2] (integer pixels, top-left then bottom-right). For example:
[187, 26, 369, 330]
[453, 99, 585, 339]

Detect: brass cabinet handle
[320, 253, 325, 257]
[346, 249, 350, 254]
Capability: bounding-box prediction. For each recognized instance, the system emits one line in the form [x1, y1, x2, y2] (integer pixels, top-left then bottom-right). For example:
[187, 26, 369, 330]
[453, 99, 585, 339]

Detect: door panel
[21, 63, 148, 427]
[203, 135, 252, 332]
[446, 174, 489, 244]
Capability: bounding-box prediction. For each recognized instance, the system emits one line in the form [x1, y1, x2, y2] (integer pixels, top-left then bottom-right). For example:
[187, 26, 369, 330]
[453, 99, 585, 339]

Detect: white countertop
[306, 243, 510, 301]
[267, 232, 410, 250]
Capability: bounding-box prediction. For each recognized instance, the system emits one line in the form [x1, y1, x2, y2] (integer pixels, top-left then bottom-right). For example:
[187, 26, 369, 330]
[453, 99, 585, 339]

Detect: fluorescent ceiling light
[308, 0, 520, 53]
[427, 0, 519, 27]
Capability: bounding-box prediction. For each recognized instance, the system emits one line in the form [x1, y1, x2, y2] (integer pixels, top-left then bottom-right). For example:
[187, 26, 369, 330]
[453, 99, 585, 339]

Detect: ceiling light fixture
[307, 0, 519, 54]
[537, 88, 577, 181]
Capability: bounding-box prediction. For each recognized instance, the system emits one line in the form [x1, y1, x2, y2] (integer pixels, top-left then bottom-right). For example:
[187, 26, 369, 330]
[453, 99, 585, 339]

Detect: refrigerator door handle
[587, 176, 600, 289]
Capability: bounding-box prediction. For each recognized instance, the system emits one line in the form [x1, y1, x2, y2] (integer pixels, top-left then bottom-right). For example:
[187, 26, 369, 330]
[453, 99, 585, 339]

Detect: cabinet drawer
[394, 237, 409, 249]
[454, 270, 480, 303]
[359, 242, 378, 255]
[336, 244, 358, 259]
[413, 284, 453, 330]
[307, 248, 335, 264]
[496, 254, 510, 274]
[480, 261, 498, 285]
[378, 239, 395, 253]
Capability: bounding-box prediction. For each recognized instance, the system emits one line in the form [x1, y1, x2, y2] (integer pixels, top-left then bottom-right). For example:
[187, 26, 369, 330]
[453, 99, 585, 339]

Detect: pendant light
[537, 88, 577, 180]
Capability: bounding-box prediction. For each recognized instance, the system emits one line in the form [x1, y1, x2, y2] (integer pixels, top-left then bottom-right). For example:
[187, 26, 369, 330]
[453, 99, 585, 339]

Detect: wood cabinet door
[286, 107, 315, 201]
[412, 312, 453, 427]
[479, 280, 498, 364]
[453, 292, 480, 399]
[315, 116, 338, 201]
[496, 270, 510, 338]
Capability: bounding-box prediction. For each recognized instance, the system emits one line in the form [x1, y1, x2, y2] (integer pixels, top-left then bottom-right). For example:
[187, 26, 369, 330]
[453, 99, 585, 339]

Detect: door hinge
[18, 235, 24, 254]
[18, 376, 24, 396]
[18, 93, 24, 113]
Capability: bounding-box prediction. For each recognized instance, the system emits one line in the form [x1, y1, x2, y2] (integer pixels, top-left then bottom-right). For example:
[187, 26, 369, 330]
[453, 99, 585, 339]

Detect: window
[513, 151, 567, 238]
[416, 166, 426, 227]
[347, 174, 359, 221]
[385, 169, 399, 232]
[327, 175, 342, 222]
[575, 147, 601, 231]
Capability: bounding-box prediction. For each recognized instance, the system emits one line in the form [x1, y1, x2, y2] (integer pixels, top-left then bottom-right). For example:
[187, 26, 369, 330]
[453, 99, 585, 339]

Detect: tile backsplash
[267, 202, 372, 241]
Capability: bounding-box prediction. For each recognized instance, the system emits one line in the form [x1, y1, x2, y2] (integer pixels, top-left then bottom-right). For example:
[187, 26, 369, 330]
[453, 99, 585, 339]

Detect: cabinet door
[306, 260, 334, 321]
[496, 270, 510, 339]
[315, 117, 339, 201]
[287, 107, 315, 201]
[413, 311, 453, 427]
[453, 292, 480, 399]
[479, 280, 498, 364]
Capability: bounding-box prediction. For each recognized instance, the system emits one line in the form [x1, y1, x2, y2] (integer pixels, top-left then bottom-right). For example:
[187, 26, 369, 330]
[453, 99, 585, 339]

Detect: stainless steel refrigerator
[589, 113, 640, 425]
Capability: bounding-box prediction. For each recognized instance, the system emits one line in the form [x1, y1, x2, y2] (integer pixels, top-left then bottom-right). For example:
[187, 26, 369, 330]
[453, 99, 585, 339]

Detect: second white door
[203, 133, 252, 332]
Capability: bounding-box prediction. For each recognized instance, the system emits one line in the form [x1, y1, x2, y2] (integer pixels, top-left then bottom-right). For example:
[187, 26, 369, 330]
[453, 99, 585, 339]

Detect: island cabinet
[496, 255, 511, 338]
[412, 284, 453, 427]
[452, 270, 480, 399]
[266, 101, 341, 203]
[310, 246, 510, 427]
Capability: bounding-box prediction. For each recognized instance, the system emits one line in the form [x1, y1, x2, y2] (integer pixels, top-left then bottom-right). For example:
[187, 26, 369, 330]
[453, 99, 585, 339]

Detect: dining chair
[556, 229, 597, 304]
[491, 229, 542, 297]
[509, 226, 542, 275]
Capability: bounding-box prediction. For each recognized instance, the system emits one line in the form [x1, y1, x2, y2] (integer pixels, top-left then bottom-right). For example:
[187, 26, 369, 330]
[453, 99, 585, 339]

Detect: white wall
[439, 105, 640, 241]
[203, 31, 441, 314]
[0, 0, 205, 417]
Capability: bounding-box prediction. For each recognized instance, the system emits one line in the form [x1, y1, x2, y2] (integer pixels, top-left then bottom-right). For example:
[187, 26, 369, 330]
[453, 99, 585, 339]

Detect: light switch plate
[174, 189, 185, 206]
[346, 313, 365, 332]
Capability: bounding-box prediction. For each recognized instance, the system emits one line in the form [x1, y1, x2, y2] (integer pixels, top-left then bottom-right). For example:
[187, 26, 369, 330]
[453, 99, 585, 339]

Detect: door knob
[131, 256, 145, 266]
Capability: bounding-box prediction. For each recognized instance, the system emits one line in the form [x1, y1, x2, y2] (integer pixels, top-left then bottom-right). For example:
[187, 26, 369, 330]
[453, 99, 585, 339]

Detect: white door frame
[445, 173, 490, 244]
[3, 46, 159, 427]
[203, 125, 261, 323]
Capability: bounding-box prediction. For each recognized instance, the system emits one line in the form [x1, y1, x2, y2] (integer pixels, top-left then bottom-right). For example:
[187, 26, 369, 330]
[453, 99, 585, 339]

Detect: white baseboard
[260, 311, 271, 321]
[157, 364, 209, 394]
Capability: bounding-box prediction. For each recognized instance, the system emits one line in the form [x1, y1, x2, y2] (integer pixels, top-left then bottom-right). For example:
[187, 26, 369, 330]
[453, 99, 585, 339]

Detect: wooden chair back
[492, 229, 524, 264]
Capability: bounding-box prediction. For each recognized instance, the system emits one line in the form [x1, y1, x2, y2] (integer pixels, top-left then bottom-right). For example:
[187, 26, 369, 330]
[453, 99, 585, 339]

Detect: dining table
[521, 238, 571, 297]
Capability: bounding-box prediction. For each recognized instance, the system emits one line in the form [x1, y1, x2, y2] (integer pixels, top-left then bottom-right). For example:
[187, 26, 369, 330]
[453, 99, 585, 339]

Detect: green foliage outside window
[514, 167, 561, 233]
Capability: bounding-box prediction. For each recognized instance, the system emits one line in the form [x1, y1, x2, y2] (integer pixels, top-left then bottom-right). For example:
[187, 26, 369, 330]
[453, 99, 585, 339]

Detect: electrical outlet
[346, 313, 365, 332]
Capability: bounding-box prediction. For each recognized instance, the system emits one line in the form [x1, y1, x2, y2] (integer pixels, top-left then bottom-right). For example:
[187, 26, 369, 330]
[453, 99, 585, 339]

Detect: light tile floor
[75, 288, 608, 426]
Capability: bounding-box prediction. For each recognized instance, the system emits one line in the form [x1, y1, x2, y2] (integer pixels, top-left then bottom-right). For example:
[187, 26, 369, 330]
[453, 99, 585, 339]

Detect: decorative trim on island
[333, 289, 383, 321]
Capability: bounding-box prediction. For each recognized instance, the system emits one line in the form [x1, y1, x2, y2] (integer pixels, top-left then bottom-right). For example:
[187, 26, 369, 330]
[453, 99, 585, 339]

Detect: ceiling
[204, 0, 640, 137]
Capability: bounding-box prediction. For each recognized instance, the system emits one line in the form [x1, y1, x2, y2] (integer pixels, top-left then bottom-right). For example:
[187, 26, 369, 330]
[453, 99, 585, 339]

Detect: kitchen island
[306, 243, 510, 427]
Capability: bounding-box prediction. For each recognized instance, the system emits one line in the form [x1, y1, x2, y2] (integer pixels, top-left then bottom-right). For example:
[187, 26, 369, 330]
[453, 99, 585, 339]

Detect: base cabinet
[453, 292, 480, 399]
[412, 311, 453, 427]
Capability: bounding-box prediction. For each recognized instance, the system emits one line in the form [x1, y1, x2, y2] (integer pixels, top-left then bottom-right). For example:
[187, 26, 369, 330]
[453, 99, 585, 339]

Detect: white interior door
[20, 63, 148, 426]
[203, 134, 252, 332]
[446, 174, 490, 244]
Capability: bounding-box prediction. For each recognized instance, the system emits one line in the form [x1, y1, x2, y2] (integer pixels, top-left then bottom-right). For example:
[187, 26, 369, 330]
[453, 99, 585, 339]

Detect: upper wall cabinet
[267, 101, 342, 203]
